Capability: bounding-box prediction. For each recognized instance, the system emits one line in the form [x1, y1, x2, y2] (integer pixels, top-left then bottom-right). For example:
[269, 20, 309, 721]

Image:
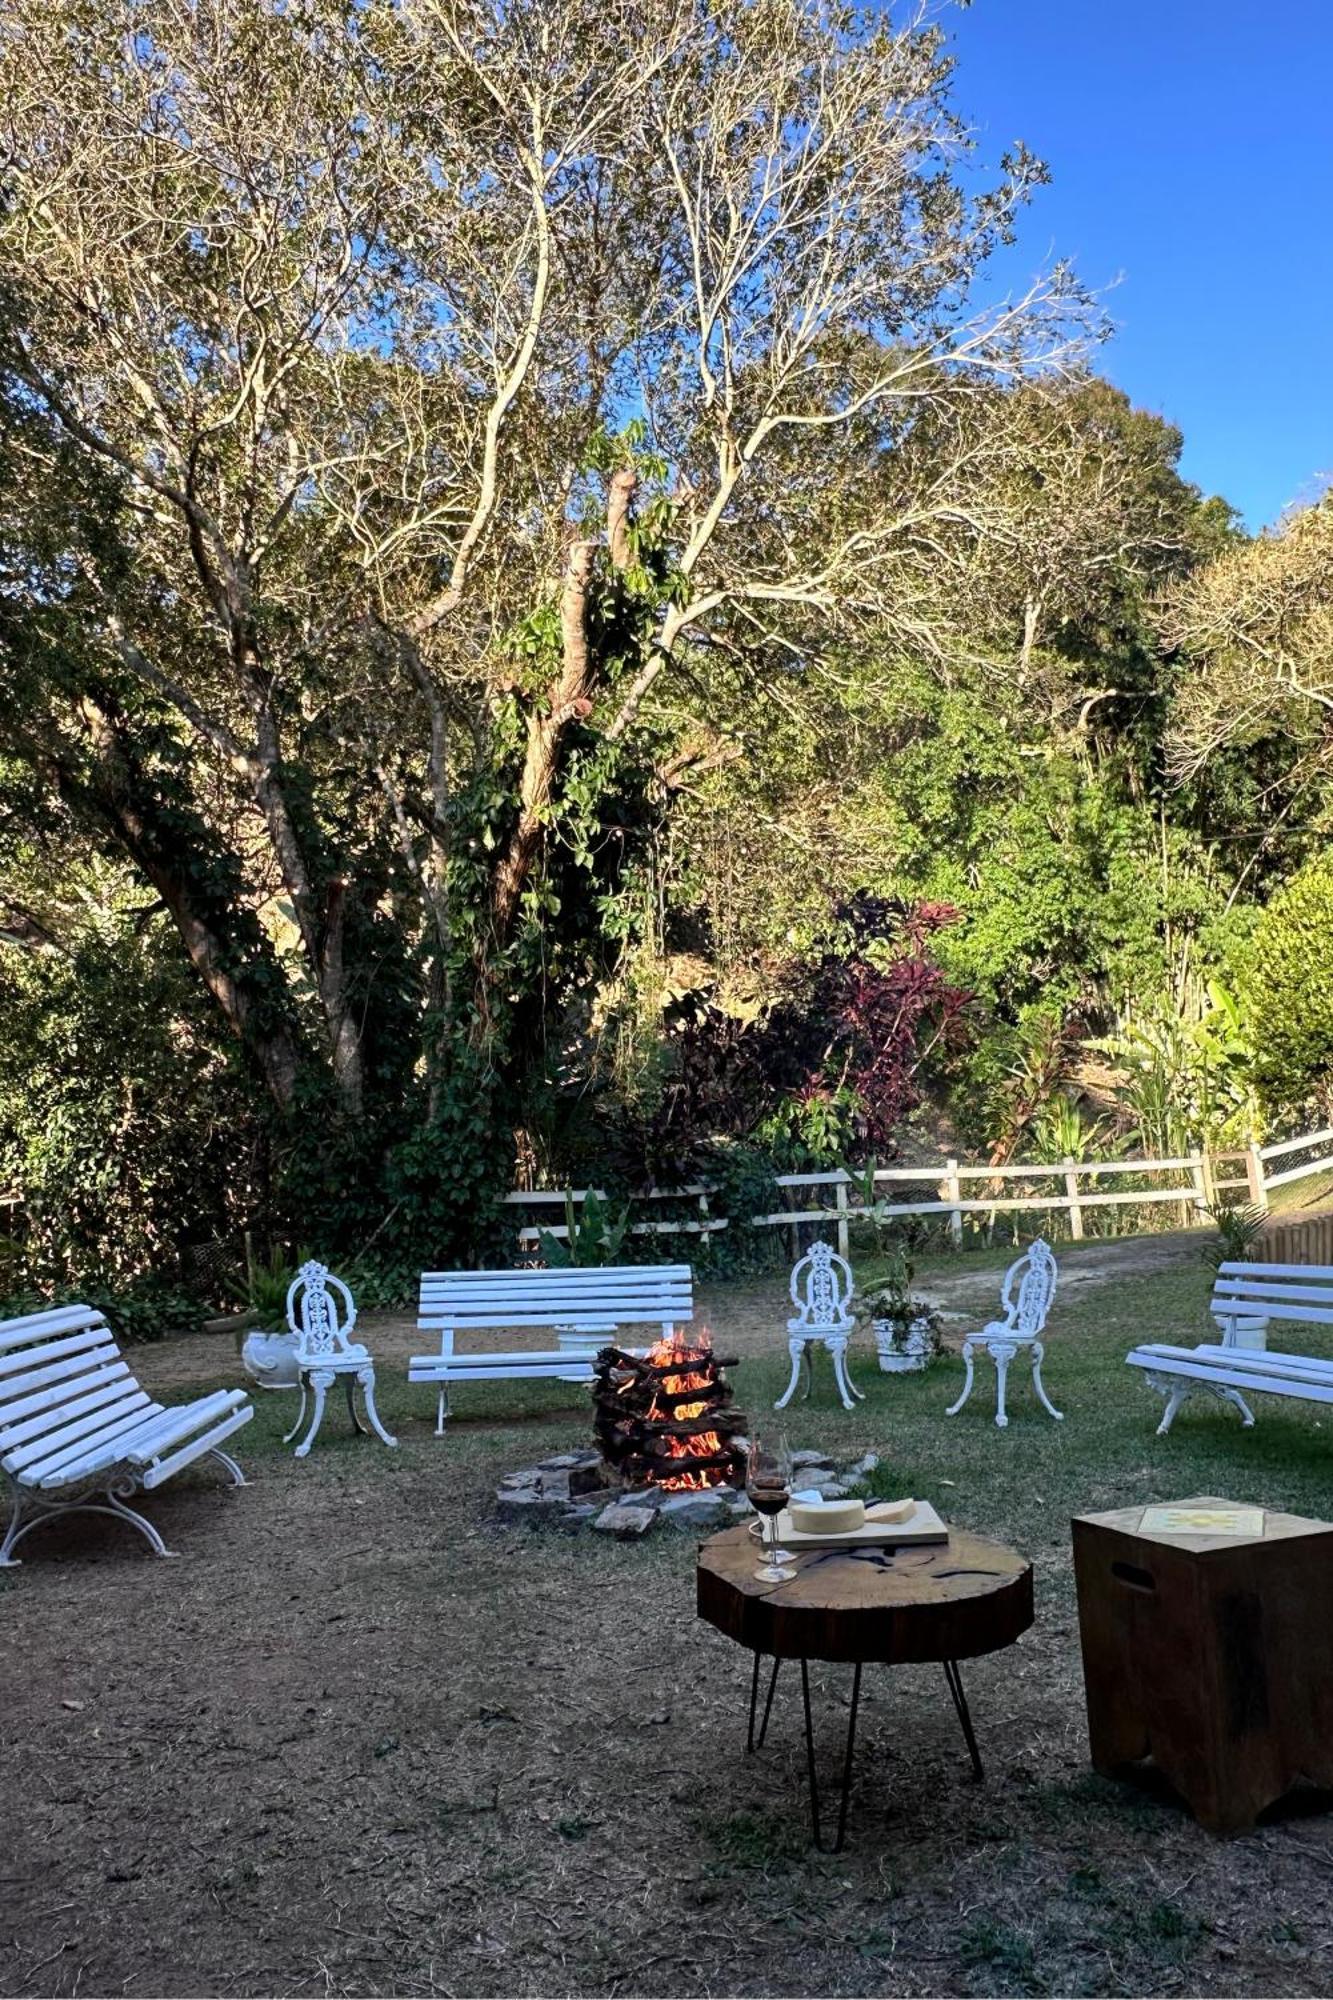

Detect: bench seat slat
[20, 1394, 164, 1483]
[1127, 1347, 1333, 1403]
[2, 1373, 148, 1460]
[409, 1357, 593, 1381]
[33, 1389, 248, 1488]
[139, 1402, 253, 1488]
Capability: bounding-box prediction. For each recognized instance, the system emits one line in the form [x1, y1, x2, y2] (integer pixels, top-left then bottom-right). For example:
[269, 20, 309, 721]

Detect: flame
[644, 1328, 729, 1490]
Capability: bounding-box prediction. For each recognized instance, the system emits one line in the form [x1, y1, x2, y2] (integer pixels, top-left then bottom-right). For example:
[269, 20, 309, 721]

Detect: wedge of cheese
[865, 1497, 916, 1525]
[788, 1496, 865, 1535]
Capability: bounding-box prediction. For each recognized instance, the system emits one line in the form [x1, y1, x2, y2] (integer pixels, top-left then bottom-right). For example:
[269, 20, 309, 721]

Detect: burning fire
[644, 1328, 728, 1491]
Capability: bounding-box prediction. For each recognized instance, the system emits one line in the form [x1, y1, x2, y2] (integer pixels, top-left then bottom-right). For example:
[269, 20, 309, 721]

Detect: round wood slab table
[697, 1520, 1034, 1849]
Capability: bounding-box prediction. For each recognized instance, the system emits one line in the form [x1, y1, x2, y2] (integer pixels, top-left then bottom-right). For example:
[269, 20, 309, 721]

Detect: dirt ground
[4, 1235, 1332, 2000]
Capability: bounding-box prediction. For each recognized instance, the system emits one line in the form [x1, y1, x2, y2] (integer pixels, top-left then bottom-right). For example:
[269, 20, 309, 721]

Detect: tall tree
[0, 0, 1088, 1229]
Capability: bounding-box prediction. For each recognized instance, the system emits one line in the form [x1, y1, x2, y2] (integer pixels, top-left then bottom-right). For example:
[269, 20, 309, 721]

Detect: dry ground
[4, 1236, 1333, 1999]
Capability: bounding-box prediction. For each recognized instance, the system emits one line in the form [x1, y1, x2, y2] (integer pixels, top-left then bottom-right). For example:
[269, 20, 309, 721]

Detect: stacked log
[591, 1341, 747, 1490]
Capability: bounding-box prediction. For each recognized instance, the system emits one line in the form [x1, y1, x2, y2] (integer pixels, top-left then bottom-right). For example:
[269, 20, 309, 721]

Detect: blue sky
[941, 0, 1333, 530]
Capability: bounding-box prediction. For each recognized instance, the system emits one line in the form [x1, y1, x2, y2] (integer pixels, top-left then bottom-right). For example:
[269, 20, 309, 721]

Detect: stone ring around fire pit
[697, 1520, 1034, 1850]
[496, 1448, 884, 1537]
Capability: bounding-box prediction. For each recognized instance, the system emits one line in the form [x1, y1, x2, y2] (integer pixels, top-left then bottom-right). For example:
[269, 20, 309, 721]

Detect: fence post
[1198, 1147, 1216, 1208]
[1062, 1158, 1084, 1241]
[835, 1174, 850, 1259]
[941, 1160, 964, 1247]
[1246, 1143, 1270, 1213]
[1189, 1151, 1210, 1222]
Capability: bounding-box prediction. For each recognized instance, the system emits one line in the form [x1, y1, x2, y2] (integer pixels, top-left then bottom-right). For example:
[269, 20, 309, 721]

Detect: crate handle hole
[1111, 1561, 1156, 1593]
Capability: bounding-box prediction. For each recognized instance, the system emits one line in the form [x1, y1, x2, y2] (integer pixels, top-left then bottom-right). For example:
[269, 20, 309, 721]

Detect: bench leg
[946, 1342, 975, 1417]
[775, 1339, 805, 1411]
[435, 1385, 450, 1437]
[207, 1447, 248, 1487]
[1031, 1342, 1064, 1422]
[358, 1366, 398, 1449]
[0, 1490, 26, 1565]
[105, 1480, 178, 1557]
[1223, 1386, 1256, 1427]
[1155, 1384, 1188, 1436]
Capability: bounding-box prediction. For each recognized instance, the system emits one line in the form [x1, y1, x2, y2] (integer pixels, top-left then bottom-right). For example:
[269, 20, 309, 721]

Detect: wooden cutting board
[770, 1499, 948, 1549]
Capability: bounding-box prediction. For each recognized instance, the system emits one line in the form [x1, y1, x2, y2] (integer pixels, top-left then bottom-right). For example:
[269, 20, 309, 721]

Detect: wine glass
[746, 1430, 794, 1582]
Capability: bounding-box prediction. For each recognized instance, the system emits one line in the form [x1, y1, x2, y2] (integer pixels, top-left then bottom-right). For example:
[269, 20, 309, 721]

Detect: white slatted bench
[408, 1265, 694, 1435]
[1127, 1261, 1333, 1435]
[1, 1302, 253, 1565]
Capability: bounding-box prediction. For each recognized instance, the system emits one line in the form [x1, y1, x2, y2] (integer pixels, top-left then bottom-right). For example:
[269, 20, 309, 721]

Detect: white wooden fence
[509, 1124, 1333, 1256]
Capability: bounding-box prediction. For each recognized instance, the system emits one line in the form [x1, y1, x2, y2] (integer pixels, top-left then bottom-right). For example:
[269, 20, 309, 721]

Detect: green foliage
[225, 1245, 305, 1324]
[539, 1189, 631, 1268]
[1091, 982, 1256, 1152]
[0, 1277, 207, 1344]
[0, 887, 262, 1290]
[753, 1085, 864, 1170]
[856, 1247, 943, 1353]
[1243, 857, 1333, 1121]
[1202, 1201, 1268, 1269]
[1032, 1092, 1116, 1163]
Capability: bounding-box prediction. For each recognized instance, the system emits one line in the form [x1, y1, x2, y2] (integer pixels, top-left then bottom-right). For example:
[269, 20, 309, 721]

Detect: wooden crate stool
[1072, 1495, 1333, 1833]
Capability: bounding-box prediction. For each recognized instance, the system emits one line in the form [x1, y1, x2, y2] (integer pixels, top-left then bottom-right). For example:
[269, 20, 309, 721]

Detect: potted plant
[229, 1246, 304, 1388]
[858, 1249, 942, 1373]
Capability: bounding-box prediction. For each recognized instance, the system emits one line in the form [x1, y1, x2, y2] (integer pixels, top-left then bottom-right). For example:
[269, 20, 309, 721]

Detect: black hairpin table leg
[943, 1658, 985, 1780]
[800, 1657, 863, 1851]
[746, 1652, 782, 1753]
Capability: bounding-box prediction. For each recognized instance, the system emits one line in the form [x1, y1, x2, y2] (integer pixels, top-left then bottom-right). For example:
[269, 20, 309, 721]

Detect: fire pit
[591, 1331, 747, 1492]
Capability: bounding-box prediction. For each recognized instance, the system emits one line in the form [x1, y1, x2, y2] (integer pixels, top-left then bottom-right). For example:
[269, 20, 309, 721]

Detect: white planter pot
[873, 1316, 932, 1374]
[241, 1327, 302, 1388]
[1210, 1311, 1269, 1352]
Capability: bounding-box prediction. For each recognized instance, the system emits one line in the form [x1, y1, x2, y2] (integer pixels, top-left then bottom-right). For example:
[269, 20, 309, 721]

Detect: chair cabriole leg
[359, 1367, 398, 1448]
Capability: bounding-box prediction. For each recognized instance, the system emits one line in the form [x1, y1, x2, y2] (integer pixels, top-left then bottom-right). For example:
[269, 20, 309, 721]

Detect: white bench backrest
[0, 1303, 155, 1487]
[1212, 1261, 1333, 1331]
[418, 1265, 693, 1352]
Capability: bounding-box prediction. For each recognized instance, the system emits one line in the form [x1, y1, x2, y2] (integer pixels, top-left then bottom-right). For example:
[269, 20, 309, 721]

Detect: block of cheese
[866, 1497, 916, 1525]
[789, 1496, 865, 1535]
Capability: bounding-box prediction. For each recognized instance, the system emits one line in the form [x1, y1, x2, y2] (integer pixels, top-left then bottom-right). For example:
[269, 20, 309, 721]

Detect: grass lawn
[4, 1243, 1333, 1997]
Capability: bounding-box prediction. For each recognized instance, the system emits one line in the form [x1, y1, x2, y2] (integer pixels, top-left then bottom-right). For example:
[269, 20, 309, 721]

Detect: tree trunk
[491, 537, 597, 940]
[60, 702, 304, 1111]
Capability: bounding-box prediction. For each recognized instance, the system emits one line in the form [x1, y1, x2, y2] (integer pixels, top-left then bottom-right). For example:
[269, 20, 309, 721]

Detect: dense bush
[0, 898, 264, 1290]
[0, 1277, 209, 1344]
[1243, 858, 1333, 1122]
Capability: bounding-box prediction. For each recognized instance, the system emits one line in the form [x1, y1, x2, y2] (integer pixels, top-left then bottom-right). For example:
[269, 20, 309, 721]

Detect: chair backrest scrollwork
[998, 1237, 1057, 1340]
[287, 1261, 359, 1359]
[789, 1239, 855, 1330]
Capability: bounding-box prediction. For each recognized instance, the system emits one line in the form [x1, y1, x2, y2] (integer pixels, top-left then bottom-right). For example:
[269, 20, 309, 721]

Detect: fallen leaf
[61, 1699, 85, 1712]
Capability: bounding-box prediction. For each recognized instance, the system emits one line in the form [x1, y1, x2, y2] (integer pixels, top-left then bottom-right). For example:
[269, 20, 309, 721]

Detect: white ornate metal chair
[946, 1237, 1062, 1428]
[775, 1240, 864, 1413]
[283, 1262, 397, 1459]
